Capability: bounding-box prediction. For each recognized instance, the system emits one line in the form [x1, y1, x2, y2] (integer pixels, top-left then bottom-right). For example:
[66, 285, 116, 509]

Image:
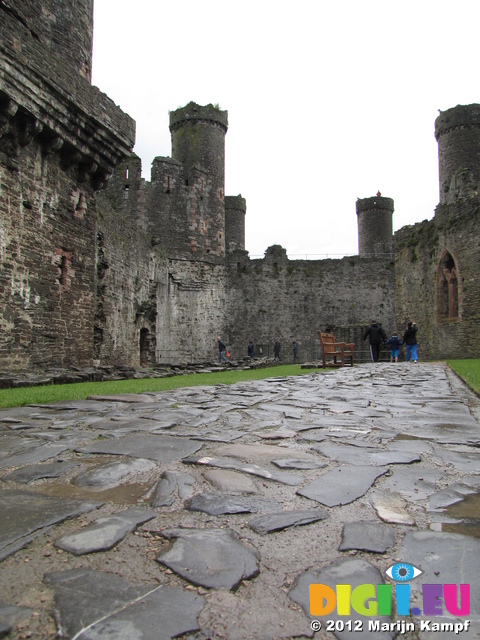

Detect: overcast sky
[92, 0, 479, 258]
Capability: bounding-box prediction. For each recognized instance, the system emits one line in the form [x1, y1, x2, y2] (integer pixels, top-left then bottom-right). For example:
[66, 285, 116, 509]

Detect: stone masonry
[1, 0, 480, 374]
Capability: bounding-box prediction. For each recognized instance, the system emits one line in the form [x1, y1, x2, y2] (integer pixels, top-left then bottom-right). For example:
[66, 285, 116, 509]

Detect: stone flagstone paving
[0, 363, 479, 639]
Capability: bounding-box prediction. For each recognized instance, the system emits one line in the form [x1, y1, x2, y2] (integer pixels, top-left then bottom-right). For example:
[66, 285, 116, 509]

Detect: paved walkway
[0, 363, 479, 639]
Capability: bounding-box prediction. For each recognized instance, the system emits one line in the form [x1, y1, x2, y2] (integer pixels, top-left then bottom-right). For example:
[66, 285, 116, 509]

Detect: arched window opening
[436, 251, 459, 322]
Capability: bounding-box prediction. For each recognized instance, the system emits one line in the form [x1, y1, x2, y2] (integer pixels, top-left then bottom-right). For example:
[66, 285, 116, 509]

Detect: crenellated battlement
[169, 102, 228, 133]
[435, 104, 480, 139]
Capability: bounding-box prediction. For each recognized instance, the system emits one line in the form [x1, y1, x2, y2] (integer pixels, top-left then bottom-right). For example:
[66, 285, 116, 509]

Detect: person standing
[247, 340, 255, 358]
[363, 320, 387, 363]
[403, 322, 418, 363]
[292, 340, 298, 363]
[274, 340, 281, 361]
[217, 336, 228, 363]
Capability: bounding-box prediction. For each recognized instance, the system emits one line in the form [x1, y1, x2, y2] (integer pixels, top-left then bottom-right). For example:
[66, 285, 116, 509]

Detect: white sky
[92, 0, 479, 258]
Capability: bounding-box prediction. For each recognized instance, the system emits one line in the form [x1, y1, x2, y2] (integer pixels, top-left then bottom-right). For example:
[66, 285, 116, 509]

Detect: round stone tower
[356, 196, 394, 257]
[225, 195, 246, 252]
[169, 103, 229, 259]
[435, 104, 480, 205]
[170, 102, 228, 192]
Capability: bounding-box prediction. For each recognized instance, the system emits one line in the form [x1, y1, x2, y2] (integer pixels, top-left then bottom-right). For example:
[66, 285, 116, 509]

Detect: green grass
[448, 359, 480, 395]
[0, 365, 321, 409]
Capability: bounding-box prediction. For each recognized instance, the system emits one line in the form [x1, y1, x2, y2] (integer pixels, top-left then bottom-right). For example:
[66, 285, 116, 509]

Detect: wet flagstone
[202, 468, 259, 493]
[0, 490, 102, 560]
[314, 441, 421, 466]
[76, 434, 203, 463]
[339, 521, 395, 553]
[248, 508, 329, 534]
[44, 568, 204, 639]
[0, 460, 80, 484]
[184, 493, 281, 515]
[183, 455, 305, 486]
[73, 458, 157, 490]
[0, 443, 70, 471]
[297, 465, 389, 506]
[157, 528, 260, 590]
[54, 507, 156, 554]
[150, 470, 196, 507]
[1, 363, 480, 638]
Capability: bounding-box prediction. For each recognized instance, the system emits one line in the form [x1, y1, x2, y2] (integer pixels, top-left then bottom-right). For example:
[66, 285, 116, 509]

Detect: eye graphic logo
[385, 562, 423, 582]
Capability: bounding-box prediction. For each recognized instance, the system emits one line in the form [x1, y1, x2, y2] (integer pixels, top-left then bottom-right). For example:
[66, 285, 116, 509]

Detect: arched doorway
[436, 251, 459, 321]
[139, 328, 150, 366]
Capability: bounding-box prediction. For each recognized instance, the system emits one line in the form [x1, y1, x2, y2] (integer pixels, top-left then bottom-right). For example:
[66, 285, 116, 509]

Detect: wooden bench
[318, 332, 354, 367]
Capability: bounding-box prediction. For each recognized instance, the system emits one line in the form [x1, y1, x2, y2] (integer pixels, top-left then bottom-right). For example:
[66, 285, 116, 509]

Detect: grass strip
[448, 359, 480, 395]
[0, 365, 321, 408]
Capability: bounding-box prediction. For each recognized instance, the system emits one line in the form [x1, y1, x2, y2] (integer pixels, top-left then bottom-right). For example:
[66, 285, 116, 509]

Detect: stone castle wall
[0, 1, 134, 372]
[394, 199, 480, 360]
[225, 246, 396, 361]
[2, 1, 480, 374]
[95, 99, 480, 367]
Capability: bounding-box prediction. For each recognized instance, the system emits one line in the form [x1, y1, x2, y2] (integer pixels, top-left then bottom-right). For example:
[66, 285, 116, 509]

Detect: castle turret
[435, 104, 480, 205]
[159, 103, 228, 260]
[225, 194, 246, 252]
[356, 196, 394, 257]
[170, 102, 227, 194]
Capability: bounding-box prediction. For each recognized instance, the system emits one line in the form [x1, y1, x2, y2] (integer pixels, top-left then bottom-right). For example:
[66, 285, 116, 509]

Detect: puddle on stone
[393, 434, 431, 442]
[34, 480, 154, 505]
[440, 492, 480, 539]
[17, 455, 156, 505]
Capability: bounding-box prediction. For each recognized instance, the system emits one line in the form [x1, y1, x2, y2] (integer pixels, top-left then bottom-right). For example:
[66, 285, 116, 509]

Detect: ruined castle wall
[0, 144, 97, 370]
[155, 259, 226, 363]
[7, 0, 94, 80]
[394, 200, 480, 360]
[150, 157, 225, 260]
[96, 155, 227, 366]
[95, 156, 163, 366]
[225, 246, 396, 362]
[0, 1, 135, 372]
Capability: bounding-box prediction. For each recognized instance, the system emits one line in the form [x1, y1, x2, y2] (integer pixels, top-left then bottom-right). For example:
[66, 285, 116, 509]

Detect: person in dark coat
[217, 336, 228, 363]
[292, 340, 298, 363]
[247, 340, 255, 358]
[363, 320, 387, 363]
[403, 321, 418, 362]
[274, 340, 281, 361]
